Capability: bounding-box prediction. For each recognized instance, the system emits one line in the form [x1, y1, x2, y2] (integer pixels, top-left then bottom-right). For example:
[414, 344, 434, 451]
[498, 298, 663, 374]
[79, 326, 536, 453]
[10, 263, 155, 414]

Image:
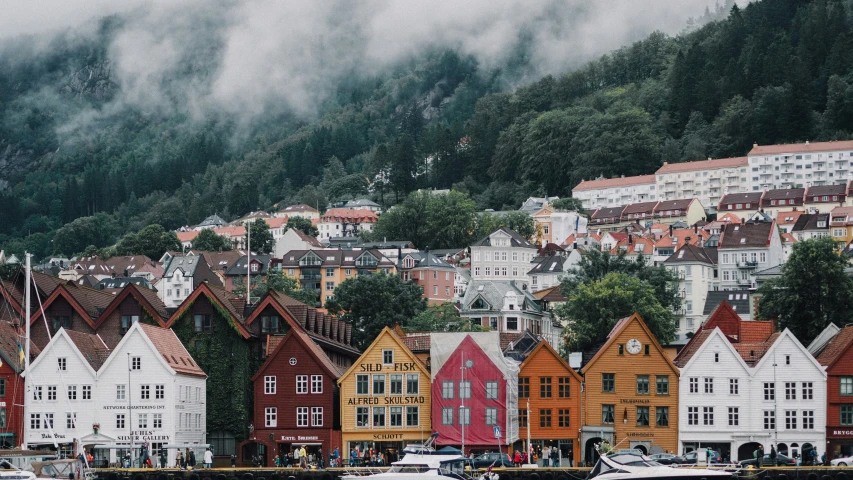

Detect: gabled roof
[655, 199, 695, 211]
[815, 325, 853, 368]
[321, 208, 379, 223]
[749, 140, 853, 155]
[224, 255, 271, 276]
[792, 213, 829, 232]
[165, 282, 251, 339]
[531, 285, 567, 303]
[137, 323, 206, 377]
[622, 201, 659, 215]
[201, 250, 246, 272]
[281, 204, 319, 213]
[30, 283, 115, 327]
[718, 192, 763, 205]
[244, 290, 357, 353]
[471, 227, 535, 249]
[674, 327, 751, 373]
[339, 327, 427, 382]
[591, 206, 625, 220]
[718, 221, 776, 249]
[163, 254, 204, 277]
[197, 214, 227, 228]
[253, 327, 343, 381]
[776, 210, 806, 226]
[64, 329, 111, 371]
[399, 252, 455, 271]
[806, 183, 847, 198]
[94, 283, 169, 329]
[527, 255, 568, 275]
[664, 244, 717, 265]
[702, 290, 751, 316]
[0, 321, 38, 373]
[519, 340, 582, 383]
[761, 188, 805, 205]
[580, 313, 679, 376]
[104, 255, 158, 277]
[676, 301, 773, 367]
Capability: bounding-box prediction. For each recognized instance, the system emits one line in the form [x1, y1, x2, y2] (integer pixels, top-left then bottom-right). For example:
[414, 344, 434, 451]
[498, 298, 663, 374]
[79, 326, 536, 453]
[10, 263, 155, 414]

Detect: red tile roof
[65, 330, 110, 371]
[622, 201, 659, 215]
[749, 140, 853, 156]
[321, 208, 378, 223]
[656, 157, 747, 174]
[674, 302, 775, 367]
[816, 325, 853, 367]
[572, 175, 656, 191]
[139, 323, 206, 377]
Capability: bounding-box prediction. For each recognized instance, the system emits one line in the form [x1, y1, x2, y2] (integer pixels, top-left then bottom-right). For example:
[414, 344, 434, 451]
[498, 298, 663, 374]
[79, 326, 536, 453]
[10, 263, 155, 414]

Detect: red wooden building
[0, 321, 32, 448]
[243, 328, 343, 466]
[814, 325, 853, 459]
[431, 333, 519, 454]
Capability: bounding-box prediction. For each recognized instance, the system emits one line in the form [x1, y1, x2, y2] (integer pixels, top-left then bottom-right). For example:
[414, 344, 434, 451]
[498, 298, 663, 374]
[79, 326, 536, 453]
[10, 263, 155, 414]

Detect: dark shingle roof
[64, 330, 110, 371]
[591, 206, 625, 220]
[471, 227, 536, 249]
[807, 184, 847, 198]
[719, 192, 763, 205]
[527, 255, 568, 275]
[791, 213, 829, 232]
[703, 290, 750, 315]
[761, 188, 805, 205]
[655, 199, 694, 211]
[622, 202, 659, 215]
[225, 255, 271, 276]
[664, 245, 718, 265]
[718, 222, 774, 248]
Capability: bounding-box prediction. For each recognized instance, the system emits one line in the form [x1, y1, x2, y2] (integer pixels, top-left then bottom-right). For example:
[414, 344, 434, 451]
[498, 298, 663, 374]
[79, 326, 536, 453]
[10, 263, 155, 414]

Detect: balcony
[737, 261, 758, 269]
[737, 277, 753, 286]
[300, 274, 321, 280]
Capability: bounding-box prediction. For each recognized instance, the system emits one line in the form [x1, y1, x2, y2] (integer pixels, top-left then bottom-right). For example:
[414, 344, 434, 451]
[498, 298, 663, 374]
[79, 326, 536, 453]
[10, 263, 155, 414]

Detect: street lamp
[461, 355, 474, 456]
[127, 353, 133, 468]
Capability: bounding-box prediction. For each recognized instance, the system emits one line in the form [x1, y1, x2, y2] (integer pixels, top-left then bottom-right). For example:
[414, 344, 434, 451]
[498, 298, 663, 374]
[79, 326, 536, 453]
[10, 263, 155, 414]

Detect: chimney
[694, 224, 698, 234]
[628, 235, 633, 245]
[669, 225, 673, 237]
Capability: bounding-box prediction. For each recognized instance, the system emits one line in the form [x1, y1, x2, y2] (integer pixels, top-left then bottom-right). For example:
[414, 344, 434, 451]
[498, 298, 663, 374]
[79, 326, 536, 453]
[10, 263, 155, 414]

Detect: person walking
[188, 449, 197, 470]
[177, 451, 186, 470]
[514, 450, 521, 467]
[756, 445, 764, 468]
[769, 445, 777, 466]
[299, 445, 308, 469]
[204, 448, 214, 469]
[293, 446, 301, 468]
[231, 454, 236, 468]
[551, 445, 559, 467]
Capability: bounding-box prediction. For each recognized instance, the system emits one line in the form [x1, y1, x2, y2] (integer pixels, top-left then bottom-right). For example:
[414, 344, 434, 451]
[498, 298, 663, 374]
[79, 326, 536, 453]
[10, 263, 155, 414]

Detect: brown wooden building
[519, 340, 582, 466]
[242, 327, 343, 466]
[580, 313, 680, 465]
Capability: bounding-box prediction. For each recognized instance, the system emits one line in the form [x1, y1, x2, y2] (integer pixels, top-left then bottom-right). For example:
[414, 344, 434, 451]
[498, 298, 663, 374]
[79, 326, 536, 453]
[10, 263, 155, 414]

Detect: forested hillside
[2, 0, 853, 258]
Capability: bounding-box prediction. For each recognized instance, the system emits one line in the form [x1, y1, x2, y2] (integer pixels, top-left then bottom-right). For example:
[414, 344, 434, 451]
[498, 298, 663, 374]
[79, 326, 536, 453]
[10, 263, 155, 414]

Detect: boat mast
[246, 225, 251, 303]
[22, 253, 31, 450]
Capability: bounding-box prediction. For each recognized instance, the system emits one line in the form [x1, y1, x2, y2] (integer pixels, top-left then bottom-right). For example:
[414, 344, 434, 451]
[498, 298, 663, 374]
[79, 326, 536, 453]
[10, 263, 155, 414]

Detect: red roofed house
[675, 302, 824, 462]
[318, 208, 378, 240]
[811, 324, 853, 460]
[717, 192, 765, 221]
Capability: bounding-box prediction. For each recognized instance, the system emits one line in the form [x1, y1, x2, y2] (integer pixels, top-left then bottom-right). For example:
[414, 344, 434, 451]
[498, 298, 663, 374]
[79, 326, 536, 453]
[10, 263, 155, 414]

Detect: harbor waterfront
[86, 466, 853, 480]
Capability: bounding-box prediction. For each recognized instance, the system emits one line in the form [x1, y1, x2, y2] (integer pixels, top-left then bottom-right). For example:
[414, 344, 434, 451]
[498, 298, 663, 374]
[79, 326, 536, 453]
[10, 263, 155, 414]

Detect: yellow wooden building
[580, 313, 680, 465]
[338, 327, 431, 464]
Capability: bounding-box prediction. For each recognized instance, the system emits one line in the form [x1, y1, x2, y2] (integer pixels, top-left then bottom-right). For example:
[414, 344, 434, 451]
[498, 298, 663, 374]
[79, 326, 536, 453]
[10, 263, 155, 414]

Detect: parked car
[679, 450, 723, 464]
[739, 454, 796, 467]
[831, 455, 853, 466]
[649, 453, 683, 465]
[472, 453, 513, 468]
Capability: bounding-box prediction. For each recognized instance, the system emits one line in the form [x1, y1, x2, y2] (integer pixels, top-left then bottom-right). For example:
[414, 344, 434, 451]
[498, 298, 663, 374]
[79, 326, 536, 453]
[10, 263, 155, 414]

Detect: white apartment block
[677, 325, 826, 462]
[748, 140, 853, 190]
[655, 157, 749, 213]
[572, 175, 656, 211]
[470, 227, 538, 288]
[24, 323, 206, 467]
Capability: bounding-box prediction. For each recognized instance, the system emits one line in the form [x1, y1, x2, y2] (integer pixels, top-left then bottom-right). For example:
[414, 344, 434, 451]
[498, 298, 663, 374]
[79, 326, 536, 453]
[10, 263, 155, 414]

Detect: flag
[18, 342, 24, 363]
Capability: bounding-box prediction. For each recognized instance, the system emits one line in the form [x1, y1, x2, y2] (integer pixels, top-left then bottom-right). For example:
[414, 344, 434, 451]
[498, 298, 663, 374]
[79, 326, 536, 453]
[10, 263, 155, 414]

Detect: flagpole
[527, 399, 532, 465]
[22, 253, 31, 450]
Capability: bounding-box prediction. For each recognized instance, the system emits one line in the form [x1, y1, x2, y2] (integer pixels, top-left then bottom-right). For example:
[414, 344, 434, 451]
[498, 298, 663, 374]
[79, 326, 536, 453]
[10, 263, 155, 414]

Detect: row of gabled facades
[7, 265, 853, 467]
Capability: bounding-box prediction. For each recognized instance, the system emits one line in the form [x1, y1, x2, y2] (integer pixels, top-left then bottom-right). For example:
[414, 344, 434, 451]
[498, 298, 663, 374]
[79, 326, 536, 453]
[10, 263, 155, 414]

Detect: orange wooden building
[518, 340, 582, 466]
[580, 313, 680, 465]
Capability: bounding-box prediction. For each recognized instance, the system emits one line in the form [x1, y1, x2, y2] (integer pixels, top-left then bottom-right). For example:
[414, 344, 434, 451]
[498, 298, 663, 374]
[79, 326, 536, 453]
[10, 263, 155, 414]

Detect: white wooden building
[675, 304, 826, 462]
[24, 323, 206, 466]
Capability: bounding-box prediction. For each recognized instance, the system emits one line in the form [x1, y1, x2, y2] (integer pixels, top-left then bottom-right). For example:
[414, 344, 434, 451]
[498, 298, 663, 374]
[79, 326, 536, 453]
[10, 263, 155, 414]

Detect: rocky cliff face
[59, 60, 116, 101]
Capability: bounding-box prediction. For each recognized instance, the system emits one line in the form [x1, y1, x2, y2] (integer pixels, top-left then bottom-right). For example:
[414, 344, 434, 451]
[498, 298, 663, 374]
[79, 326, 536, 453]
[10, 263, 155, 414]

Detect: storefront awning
[162, 444, 210, 449]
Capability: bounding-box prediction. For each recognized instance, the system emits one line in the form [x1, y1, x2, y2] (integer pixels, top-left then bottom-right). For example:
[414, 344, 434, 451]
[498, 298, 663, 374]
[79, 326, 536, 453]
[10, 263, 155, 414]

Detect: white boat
[0, 460, 36, 480]
[342, 434, 470, 480]
[588, 451, 734, 480]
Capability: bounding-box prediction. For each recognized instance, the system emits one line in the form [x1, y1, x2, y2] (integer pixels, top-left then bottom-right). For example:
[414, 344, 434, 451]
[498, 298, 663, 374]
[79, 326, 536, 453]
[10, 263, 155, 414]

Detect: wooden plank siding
[581, 314, 680, 463]
[519, 341, 582, 465]
[338, 327, 430, 458]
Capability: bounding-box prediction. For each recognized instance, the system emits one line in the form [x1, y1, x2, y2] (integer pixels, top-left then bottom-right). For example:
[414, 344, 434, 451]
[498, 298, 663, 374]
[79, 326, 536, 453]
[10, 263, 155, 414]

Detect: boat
[341, 434, 471, 480]
[0, 460, 36, 480]
[587, 451, 734, 480]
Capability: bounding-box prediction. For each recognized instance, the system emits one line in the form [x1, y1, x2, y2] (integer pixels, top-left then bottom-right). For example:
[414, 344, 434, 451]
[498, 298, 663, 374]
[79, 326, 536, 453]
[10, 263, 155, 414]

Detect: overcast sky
[2, 1, 743, 125]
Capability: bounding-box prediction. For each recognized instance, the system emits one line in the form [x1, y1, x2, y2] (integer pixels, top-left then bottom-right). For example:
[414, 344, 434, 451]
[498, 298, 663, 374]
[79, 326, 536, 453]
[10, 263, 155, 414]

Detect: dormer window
[251, 263, 259, 273]
[818, 221, 827, 228]
[471, 298, 488, 310]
